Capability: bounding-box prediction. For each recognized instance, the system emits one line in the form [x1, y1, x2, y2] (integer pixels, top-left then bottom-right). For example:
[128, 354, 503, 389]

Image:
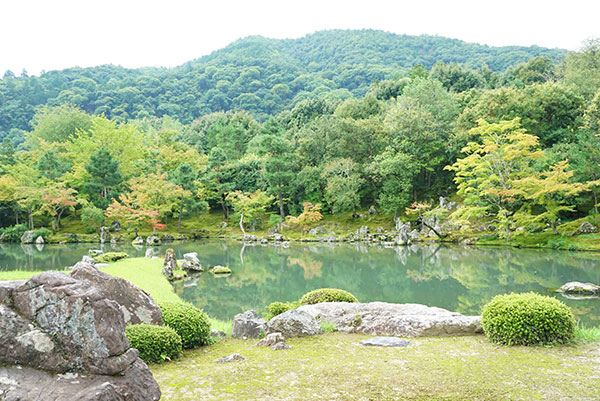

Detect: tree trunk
[177, 195, 184, 233]
[593, 187, 598, 214]
[57, 209, 63, 230]
[278, 191, 285, 221]
[221, 194, 229, 219]
[239, 212, 246, 236]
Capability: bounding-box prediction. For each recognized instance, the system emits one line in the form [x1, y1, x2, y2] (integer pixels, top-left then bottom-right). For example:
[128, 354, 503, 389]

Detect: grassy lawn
[152, 333, 600, 401]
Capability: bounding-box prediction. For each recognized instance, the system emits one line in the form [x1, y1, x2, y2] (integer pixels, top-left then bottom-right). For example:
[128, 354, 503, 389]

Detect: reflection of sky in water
[1, 241, 599, 323]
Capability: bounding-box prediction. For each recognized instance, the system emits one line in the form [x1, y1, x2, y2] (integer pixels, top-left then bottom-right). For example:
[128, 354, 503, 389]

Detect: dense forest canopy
[1, 30, 599, 242]
[0, 29, 566, 143]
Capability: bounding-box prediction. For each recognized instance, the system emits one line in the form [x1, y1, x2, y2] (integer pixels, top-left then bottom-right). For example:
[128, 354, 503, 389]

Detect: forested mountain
[0, 29, 566, 143]
[0, 32, 599, 241]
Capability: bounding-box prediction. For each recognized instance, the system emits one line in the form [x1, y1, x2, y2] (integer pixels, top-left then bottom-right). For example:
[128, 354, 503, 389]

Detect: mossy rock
[211, 265, 232, 275]
[94, 252, 128, 263]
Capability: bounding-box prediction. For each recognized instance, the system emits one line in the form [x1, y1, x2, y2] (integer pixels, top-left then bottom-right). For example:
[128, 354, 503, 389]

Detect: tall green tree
[84, 148, 123, 209]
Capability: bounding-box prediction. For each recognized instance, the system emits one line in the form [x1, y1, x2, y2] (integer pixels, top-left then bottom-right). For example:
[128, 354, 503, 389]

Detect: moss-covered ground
[152, 333, 600, 401]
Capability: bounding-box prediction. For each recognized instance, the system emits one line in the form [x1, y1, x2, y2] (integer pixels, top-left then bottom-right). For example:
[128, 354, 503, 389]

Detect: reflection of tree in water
[287, 253, 323, 280]
[3, 241, 599, 324]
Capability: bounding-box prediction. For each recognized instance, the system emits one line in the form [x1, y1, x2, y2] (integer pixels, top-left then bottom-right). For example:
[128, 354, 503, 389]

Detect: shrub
[482, 292, 576, 346]
[81, 205, 104, 233]
[125, 324, 182, 364]
[1, 224, 28, 242]
[33, 227, 52, 240]
[94, 252, 128, 263]
[159, 302, 211, 349]
[264, 301, 300, 321]
[300, 288, 359, 305]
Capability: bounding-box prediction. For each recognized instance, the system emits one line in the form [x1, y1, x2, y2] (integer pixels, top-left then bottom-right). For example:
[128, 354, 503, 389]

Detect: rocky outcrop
[0, 272, 160, 400]
[35, 235, 44, 244]
[298, 302, 482, 337]
[70, 262, 163, 325]
[557, 281, 600, 297]
[575, 221, 596, 235]
[100, 226, 110, 244]
[265, 309, 323, 337]
[232, 310, 266, 339]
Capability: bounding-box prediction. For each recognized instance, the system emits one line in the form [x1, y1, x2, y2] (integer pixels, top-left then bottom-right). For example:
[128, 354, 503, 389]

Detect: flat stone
[557, 281, 600, 296]
[216, 353, 245, 363]
[360, 337, 412, 347]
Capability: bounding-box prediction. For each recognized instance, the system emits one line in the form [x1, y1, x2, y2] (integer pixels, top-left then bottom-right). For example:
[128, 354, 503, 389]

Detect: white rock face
[297, 302, 482, 337]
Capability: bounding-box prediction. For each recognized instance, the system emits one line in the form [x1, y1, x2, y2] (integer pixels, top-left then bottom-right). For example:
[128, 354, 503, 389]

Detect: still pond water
[2, 241, 600, 324]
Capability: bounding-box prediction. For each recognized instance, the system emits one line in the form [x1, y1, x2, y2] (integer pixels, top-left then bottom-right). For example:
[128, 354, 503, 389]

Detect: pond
[1, 241, 600, 324]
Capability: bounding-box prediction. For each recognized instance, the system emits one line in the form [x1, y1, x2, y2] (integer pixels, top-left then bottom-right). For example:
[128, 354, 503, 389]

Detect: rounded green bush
[300, 288, 359, 305]
[125, 324, 182, 364]
[159, 302, 211, 349]
[482, 292, 576, 346]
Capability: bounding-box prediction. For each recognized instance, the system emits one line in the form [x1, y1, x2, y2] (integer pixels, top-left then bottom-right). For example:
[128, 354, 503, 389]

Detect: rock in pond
[265, 309, 323, 338]
[70, 262, 163, 325]
[211, 265, 232, 275]
[182, 252, 203, 272]
[232, 310, 266, 339]
[0, 272, 160, 400]
[557, 281, 600, 297]
[145, 248, 154, 258]
[131, 236, 144, 246]
[35, 235, 44, 244]
[162, 248, 177, 280]
[146, 235, 161, 246]
[297, 302, 482, 337]
[359, 337, 412, 348]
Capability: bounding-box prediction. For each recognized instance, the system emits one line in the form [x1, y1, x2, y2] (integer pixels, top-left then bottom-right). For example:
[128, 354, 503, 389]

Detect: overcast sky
[2, 0, 599, 76]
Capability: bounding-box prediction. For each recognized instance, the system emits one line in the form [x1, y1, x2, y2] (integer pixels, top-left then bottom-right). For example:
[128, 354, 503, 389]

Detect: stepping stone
[359, 336, 412, 347]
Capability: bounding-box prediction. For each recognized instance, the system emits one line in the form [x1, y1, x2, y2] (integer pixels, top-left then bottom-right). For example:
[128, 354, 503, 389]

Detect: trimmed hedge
[125, 324, 182, 364]
[482, 292, 576, 346]
[265, 301, 300, 321]
[159, 302, 211, 349]
[300, 288, 359, 305]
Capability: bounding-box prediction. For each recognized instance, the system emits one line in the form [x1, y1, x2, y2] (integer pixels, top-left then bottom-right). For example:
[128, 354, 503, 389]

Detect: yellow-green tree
[226, 190, 274, 235]
[513, 161, 587, 234]
[445, 118, 543, 238]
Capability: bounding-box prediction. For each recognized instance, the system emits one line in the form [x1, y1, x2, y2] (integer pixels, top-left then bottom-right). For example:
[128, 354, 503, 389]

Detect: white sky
[2, 0, 599, 76]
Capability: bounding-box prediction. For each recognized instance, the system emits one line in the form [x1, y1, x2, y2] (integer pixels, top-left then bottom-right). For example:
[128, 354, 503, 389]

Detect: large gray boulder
[20, 230, 35, 244]
[232, 310, 266, 339]
[265, 309, 323, 337]
[298, 302, 482, 337]
[70, 262, 163, 325]
[0, 272, 160, 400]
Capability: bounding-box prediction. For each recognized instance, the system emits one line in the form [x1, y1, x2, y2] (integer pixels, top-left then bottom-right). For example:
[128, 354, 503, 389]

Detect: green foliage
[574, 323, 600, 344]
[319, 320, 336, 333]
[0, 224, 27, 242]
[33, 227, 51, 240]
[159, 301, 211, 349]
[81, 204, 104, 233]
[84, 148, 123, 209]
[300, 288, 359, 305]
[94, 252, 128, 263]
[125, 324, 182, 364]
[264, 301, 300, 321]
[481, 292, 576, 346]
